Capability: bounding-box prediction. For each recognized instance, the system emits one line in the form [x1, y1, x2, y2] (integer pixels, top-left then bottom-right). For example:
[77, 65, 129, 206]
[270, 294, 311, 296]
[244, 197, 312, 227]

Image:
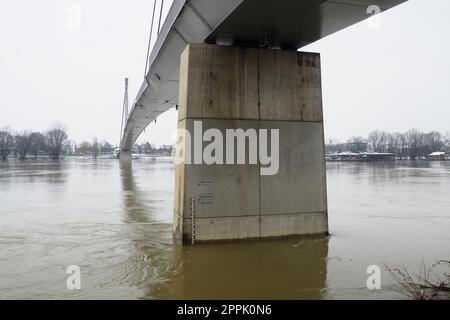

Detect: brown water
[0, 158, 449, 299]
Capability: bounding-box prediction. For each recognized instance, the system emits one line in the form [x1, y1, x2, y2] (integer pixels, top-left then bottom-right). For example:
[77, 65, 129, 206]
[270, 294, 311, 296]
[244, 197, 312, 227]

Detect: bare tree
[92, 136, 99, 159]
[423, 131, 444, 155]
[100, 141, 113, 154]
[405, 129, 423, 160]
[64, 140, 75, 155]
[368, 131, 388, 153]
[386, 260, 450, 300]
[327, 129, 448, 160]
[15, 132, 31, 160]
[28, 132, 46, 158]
[445, 132, 450, 153]
[387, 132, 407, 157]
[77, 141, 92, 154]
[367, 131, 378, 152]
[46, 123, 68, 160]
[0, 128, 15, 161]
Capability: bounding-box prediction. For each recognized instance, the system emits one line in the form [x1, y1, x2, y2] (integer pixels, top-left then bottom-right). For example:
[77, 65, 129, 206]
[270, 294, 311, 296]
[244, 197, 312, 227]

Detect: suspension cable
[157, 0, 165, 35]
[144, 0, 158, 80]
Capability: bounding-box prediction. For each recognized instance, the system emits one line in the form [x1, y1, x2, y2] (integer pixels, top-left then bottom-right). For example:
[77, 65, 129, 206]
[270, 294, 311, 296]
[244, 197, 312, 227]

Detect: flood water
[0, 158, 449, 299]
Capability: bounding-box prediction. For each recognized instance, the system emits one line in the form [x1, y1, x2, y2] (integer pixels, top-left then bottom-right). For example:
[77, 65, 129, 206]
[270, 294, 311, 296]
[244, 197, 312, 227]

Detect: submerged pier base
[119, 151, 132, 161]
[173, 44, 328, 244]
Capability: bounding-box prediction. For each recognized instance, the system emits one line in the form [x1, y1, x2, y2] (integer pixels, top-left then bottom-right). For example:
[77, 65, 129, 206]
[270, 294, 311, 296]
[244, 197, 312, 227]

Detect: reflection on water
[163, 238, 328, 300]
[120, 161, 152, 223]
[0, 159, 449, 299]
[119, 160, 328, 299]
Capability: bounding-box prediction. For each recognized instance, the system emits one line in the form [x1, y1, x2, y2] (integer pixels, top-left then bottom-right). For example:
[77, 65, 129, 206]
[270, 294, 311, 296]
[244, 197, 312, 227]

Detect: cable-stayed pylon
[119, 78, 129, 149]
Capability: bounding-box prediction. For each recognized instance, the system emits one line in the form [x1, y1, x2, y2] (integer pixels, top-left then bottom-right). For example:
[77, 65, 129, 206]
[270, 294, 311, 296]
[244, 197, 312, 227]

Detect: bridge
[119, 0, 408, 244]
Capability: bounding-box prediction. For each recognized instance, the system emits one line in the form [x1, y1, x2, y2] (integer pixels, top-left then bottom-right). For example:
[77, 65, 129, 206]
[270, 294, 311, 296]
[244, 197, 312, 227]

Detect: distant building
[326, 152, 359, 161]
[348, 142, 368, 153]
[428, 152, 447, 161]
[360, 152, 396, 161]
[142, 142, 153, 154]
[326, 152, 395, 162]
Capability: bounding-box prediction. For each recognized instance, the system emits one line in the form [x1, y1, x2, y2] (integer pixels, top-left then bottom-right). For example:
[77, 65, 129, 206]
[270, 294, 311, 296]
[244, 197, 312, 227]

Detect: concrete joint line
[183, 212, 327, 220]
[173, 28, 189, 45]
[185, 1, 214, 32]
[178, 117, 323, 123]
[327, 0, 386, 10]
[257, 50, 262, 240]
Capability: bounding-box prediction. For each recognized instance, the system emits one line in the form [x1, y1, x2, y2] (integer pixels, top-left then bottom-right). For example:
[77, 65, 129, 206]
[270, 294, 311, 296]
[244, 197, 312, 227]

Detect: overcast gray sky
[1, 0, 449, 146]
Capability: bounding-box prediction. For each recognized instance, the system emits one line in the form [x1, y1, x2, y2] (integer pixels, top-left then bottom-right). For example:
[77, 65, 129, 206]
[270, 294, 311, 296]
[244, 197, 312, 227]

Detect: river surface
[0, 158, 449, 299]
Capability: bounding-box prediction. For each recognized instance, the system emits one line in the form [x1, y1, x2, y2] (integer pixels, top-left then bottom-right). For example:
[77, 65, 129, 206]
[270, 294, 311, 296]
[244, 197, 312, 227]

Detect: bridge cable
[144, 0, 158, 81]
[157, 0, 165, 35]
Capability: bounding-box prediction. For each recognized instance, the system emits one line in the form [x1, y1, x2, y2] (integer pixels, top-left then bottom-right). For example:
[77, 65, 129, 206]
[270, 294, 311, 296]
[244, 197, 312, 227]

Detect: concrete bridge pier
[173, 44, 328, 244]
[119, 151, 132, 161]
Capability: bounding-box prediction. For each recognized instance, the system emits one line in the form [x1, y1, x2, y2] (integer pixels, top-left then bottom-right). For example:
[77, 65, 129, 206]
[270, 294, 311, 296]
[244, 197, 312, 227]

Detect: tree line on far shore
[3, 125, 448, 162]
[326, 129, 450, 160]
[0, 123, 68, 161]
[0, 124, 174, 161]
[0, 124, 117, 161]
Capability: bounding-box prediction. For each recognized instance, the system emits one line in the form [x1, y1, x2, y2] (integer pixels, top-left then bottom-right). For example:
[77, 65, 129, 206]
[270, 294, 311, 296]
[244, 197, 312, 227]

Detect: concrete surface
[174, 44, 328, 244]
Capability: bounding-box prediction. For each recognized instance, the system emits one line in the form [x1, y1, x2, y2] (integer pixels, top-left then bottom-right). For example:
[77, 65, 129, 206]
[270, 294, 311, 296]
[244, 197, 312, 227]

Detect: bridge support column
[119, 151, 132, 161]
[173, 44, 328, 244]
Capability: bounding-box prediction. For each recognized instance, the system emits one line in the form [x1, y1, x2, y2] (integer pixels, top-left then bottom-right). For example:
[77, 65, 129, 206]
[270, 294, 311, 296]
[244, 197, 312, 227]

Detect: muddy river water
[0, 159, 449, 299]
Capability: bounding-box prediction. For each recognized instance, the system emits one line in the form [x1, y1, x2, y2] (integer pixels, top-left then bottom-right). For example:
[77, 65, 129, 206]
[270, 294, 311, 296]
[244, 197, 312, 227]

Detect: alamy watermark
[366, 5, 382, 30]
[366, 265, 381, 290]
[175, 121, 279, 176]
[66, 265, 81, 290]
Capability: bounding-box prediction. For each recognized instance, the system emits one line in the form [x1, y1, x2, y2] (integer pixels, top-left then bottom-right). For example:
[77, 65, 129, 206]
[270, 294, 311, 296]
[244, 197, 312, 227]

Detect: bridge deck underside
[120, 0, 407, 151]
